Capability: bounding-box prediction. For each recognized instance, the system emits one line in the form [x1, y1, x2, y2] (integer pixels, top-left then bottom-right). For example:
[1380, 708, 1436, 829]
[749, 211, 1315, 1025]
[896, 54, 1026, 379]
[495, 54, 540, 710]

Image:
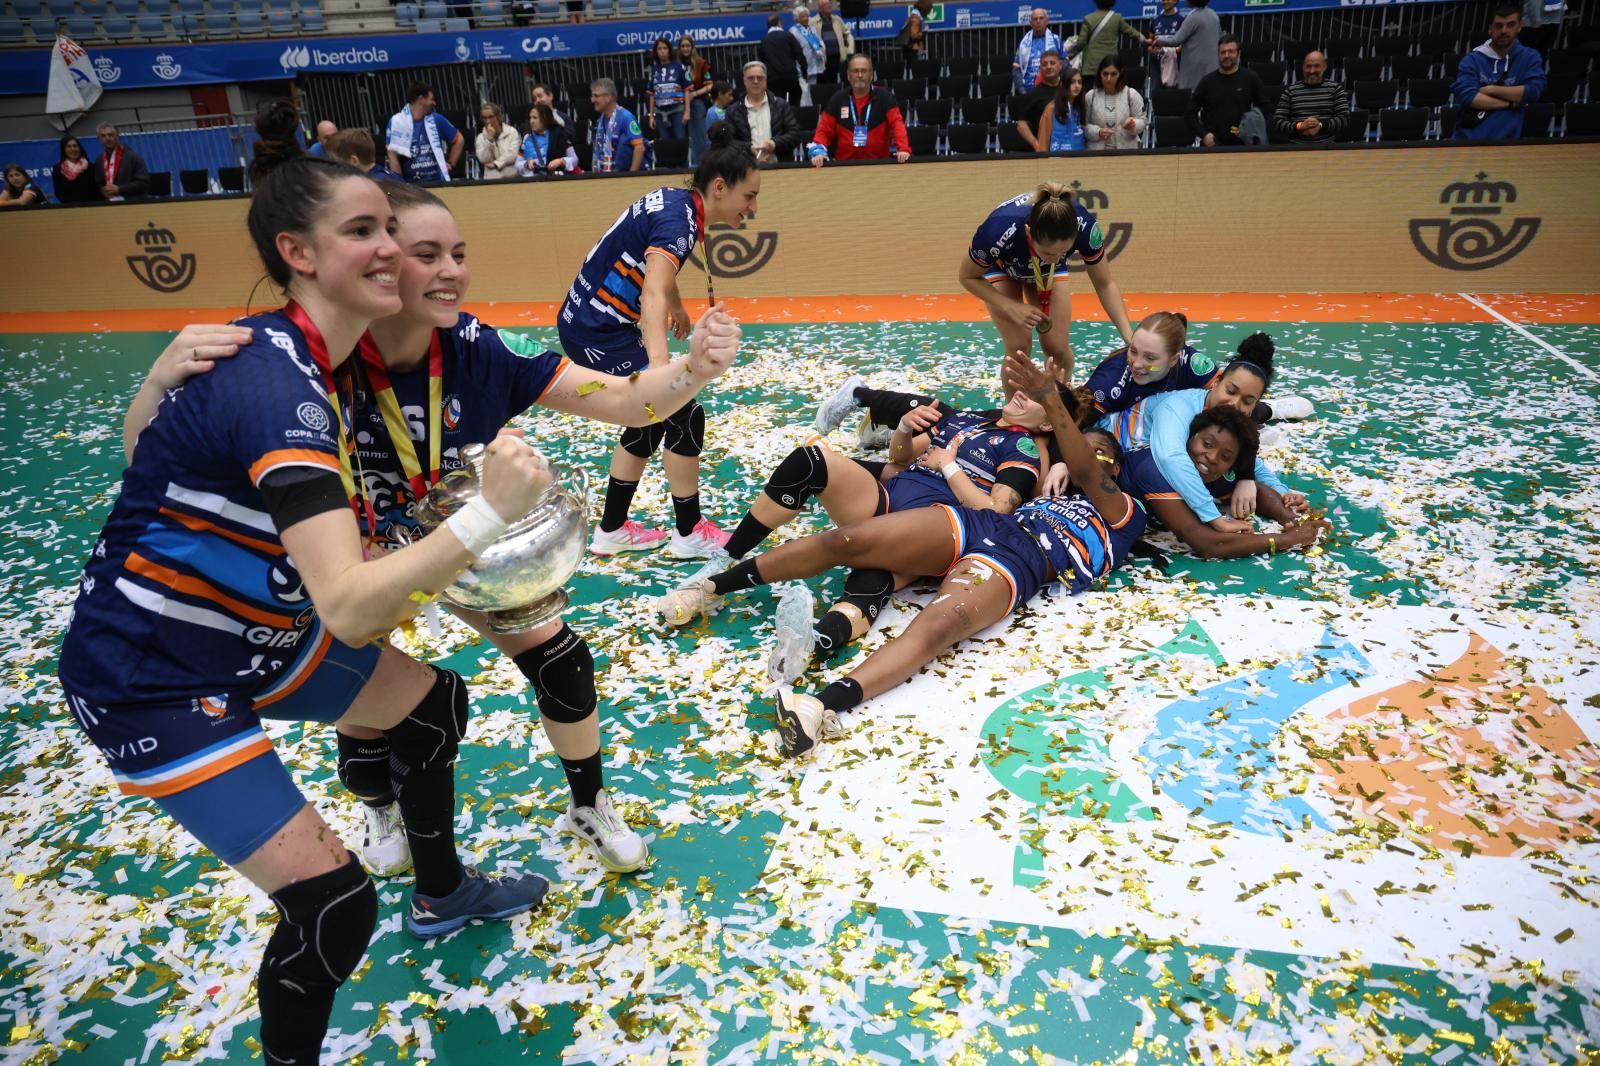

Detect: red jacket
[810, 87, 911, 161]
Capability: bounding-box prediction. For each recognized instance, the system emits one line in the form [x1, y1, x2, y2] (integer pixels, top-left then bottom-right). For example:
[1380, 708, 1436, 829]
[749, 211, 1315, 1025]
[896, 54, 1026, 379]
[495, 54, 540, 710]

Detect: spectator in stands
[680, 36, 716, 164]
[791, 7, 826, 104]
[1037, 69, 1087, 151]
[531, 84, 571, 132]
[1066, 0, 1146, 82]
[815, 0, 856, 83]
[809, 53, 911, 165]
[0, 164, 44, 208]
[1015, 49, 1064, 151]
[475, 102, 521, 180]
[590, 78, 648, 172]
[520, 103, 578, 177]
[758, 13, 806, 106]
[1152, 0, 1186, 88]
[707, 82, 735, 124]
[1519, 0, 1563, 58]
[306, 120, 338, 159]
[1084, 55, 1147, 150]
[897, 10, 929, 65]
[326, 127, 402, 181]
[52, 135, 98, 205]
[1273, 50, 1348, 145]
[1188, 34, 1267, 146]
[647, 36, 689, 140]
[1150, 0, 1219, 91]
[94, 124, 149, 202]
[728, 61, 805, 164]
[1013, 8, 1065, 93]
[386, 83, 464, 183]
[1453, 2, 1546, 140]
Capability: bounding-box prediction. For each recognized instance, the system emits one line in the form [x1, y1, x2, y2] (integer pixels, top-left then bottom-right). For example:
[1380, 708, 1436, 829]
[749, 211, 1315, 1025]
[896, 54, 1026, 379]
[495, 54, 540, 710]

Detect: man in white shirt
[727, 61, 805, 164]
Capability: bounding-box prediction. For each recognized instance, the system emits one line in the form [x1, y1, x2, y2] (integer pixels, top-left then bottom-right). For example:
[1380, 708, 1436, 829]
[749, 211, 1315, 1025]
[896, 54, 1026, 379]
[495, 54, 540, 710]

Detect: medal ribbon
[1025, 230, 1056, 315]
[692, 189, 715, 307]
[282, 300, 378, 537]
[356, 329, 444, 504]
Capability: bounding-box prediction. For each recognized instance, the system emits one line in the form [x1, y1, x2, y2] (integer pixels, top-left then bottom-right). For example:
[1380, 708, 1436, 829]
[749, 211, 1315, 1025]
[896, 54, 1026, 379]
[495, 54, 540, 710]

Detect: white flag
[45, 35, 103, 130]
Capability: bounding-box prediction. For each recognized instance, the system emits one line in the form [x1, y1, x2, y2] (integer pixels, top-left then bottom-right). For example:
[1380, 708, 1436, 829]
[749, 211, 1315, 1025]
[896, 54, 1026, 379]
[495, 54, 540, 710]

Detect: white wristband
[445, 494, 508, 557]
[941, 462, 962, 480]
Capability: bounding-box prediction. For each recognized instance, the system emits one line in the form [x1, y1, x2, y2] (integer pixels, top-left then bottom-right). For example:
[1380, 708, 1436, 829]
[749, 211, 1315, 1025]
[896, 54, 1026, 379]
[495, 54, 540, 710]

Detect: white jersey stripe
[165, 482, 277, 534]
[115, 577, 246, 636]
[110, 729, 269, 786]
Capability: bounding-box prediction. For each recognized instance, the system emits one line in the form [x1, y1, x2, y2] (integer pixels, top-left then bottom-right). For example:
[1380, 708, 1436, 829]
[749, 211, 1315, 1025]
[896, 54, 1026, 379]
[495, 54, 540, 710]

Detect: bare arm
[387, 149, 404, 174]
[447, 132, 465, 171]
[1150, 495, 1326, 559]
[888, 404, 940, 465]
[1006, 350, 1127, 521]
[638, 253, 682, 367]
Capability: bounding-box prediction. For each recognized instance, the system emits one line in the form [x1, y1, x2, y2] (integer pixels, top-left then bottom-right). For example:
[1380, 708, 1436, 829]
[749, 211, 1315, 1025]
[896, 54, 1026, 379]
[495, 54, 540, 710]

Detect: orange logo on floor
[1312, 633, 1598, 856]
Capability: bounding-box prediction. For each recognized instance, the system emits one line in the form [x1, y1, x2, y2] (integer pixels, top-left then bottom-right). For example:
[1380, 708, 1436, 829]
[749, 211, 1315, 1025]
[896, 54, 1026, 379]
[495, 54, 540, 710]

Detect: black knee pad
[512, 625, 598, 725]
[663, 400, 706, 458]
[258, 854, 377, 1061]
[842, 567, 895, 623]
[335, 731, 394, 806]
[387, 667, 469, 776]
[763, 445, 830, 510]
[619, 422, 667, 459]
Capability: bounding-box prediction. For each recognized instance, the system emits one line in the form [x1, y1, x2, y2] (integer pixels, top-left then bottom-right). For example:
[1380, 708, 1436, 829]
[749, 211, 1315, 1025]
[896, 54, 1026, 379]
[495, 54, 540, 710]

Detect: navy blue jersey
[1117, 446, 1235, 510]
[352, 314, 568, 543]
[648, 61, 688, 109]
[1085, 344, 1220, 413]
[591, 105, 649, 173]
[968, 191, 1105, 283]
[59, 309, 344, 705]
[559, 186, 702, 342]
[896, 409, 1045, 500]
[1012, 492, 1146, 594]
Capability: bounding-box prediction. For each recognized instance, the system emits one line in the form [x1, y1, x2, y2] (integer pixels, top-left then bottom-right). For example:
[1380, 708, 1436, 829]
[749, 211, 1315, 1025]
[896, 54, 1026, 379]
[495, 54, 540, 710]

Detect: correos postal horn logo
[93, 56, 121, 84]
[1410, 171, 1540, 271]
[127, 222, 197, 293]
[686, 215, 778, 279]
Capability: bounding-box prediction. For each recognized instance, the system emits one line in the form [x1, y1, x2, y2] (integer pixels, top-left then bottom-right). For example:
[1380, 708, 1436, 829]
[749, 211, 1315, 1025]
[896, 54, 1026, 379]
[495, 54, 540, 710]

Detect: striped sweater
[1273, 79, 1350, 143]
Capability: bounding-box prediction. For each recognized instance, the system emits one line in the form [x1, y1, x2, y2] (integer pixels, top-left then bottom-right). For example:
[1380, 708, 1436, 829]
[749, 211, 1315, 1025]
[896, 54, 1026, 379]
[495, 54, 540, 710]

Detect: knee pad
[763, 445, 830, 510]
[842, 567, 895, 623]
[387, 667, 469, 776]
[335, 731, 395, 806]
[663, 400, 706, 458]
[512, 625, 597, 725]
[619, 422, 667, 459]
[258, 855, 377, 1057]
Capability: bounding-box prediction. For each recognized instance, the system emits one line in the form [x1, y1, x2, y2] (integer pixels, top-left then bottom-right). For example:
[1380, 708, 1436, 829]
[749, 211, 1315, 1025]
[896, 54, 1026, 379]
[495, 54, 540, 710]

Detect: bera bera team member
[808, 54, 911, 166]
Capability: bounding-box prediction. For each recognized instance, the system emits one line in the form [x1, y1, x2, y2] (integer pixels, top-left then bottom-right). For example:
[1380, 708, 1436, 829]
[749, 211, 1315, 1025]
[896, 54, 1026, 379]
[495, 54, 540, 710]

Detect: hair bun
[1235, 331, 1275, 371]
[706, 120, 734, 151]
[251, 100, 305, 183]
[1172, 311, 1189, 328]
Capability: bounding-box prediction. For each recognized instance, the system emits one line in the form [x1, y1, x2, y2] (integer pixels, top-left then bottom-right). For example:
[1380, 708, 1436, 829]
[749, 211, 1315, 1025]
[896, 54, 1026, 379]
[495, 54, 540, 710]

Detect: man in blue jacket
[1452, 2, 1546, 140]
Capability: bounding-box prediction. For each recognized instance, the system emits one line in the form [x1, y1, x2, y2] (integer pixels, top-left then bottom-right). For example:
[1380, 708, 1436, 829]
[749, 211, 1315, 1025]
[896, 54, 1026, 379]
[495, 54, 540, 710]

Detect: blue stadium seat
[589, 0, 612, 15]
[299, 2, 321, 28]
[45, 0, 72, 17]
[413, 16, 439, 29]
[265, 3, 292, 30]
[476, 0, 503, 22]
[12, 0, 44, 16]
[441, 15, 467, 28]
[135, 10, 164, 32]
[203, 0, 227, 13]
[235, 7, 260, 30]
[0, 15, 25, 40]
[28, 14, 56, 36]
[176, 0, 202, 12]
[394, 1, 416, 25]
[81, 0, 107, 15]
[109, 0, 139, 13]
[235, 0, 261, 9]
[65, 12, 96, 34]
[201, 10, 229, 32]
[643, 0, 665, 12]
[420, 0, 443, 15]
[615, 0, 638, 14]
[535, 0, 558, 16]
[174, 10, 200, 31]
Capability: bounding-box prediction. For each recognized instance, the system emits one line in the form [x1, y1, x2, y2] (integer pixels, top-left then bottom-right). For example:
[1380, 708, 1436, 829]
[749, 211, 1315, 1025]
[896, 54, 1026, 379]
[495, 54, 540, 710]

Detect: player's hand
[809, 153, 826, 168]
[1209, 515, 1251, 534]
[1279, 518, 1330, 551]
[920, 442, 956, 470]
[894, 151, 911, 163]
[1231, 479, 1258, 519]
[1004, 301, 1045, 331]
[667, 302, 692, 340]
[1003, 348, 1052, 402]
[148, 324, 252, 389]
[687, 305, 741, 381]
[480, 430, 552, 523]
[896, 403, 943, 435]
[1281, 490, 1311, 518]
[1040, 461, 1069, 496]
[1202, 133, 1216, 147]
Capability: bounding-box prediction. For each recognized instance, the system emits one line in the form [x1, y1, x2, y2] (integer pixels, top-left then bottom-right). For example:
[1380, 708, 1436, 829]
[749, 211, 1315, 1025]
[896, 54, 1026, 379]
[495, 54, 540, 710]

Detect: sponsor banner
[0, 0, 1461, 95]
[0, 142, 1591, 314]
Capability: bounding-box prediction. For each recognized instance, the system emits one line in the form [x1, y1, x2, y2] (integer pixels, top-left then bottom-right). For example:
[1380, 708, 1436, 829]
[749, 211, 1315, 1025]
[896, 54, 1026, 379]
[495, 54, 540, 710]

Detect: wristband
[445, 494, 509, 557]
[941, 462, 962, 480]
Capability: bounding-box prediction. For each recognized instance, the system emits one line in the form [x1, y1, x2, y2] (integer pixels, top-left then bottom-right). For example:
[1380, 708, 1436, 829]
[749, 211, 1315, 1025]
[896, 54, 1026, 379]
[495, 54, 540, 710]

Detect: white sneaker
[1258, 425, 1285, 448]
[686, 546, 734, 585]
[856, 414, 893, 450]
[1266, 395, 1314, 422]
[668, 518, 732, 559]
[566, 791, 649, 873]
[814, 374, 864, 434]
[772, 688, 842, 758]
[360, 801, 412, 877]
[654, 578, 723, 627]
[769, 584, 816, 683]
[590, 519, 669, 556]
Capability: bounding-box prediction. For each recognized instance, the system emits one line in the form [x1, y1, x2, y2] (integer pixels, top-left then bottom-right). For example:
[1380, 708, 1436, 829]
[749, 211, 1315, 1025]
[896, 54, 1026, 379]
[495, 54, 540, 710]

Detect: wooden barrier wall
[3, 142, 1597, 314]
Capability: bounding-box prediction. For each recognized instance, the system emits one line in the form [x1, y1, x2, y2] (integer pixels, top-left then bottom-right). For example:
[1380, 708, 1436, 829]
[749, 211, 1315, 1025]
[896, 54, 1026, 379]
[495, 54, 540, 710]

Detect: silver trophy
[414, 442, 591, 633]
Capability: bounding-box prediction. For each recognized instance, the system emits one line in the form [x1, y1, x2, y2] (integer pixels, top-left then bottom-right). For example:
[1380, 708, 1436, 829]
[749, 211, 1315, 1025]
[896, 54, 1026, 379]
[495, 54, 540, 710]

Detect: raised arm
[1005, 350, 1128, 521]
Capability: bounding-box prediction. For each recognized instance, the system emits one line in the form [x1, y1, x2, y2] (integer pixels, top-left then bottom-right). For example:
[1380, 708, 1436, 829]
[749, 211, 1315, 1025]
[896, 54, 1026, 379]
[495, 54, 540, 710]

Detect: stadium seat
[1249, 61, 1284, 85]
[27, 15, 56, 38]
[235, 7, 261, 30]
[1542, 74, 1578, 106]
[615, 0, 638, 15]
[265, 3, 291, 30]
[1122, 67, 1144, 94]
[179, 169, 211, 195]
[670, 0, 692, 11]
[1353, 79, 1397, 110]
[1417, 32, 1456, 58]
[1520, 102, 1554, 138]
[148, 171, 172, 197]
[1335, 107, 1368, 142]
[45, 0, 72, 17]
[589, 0, 611, 16]
[1342, 57, 1385, 83]
[217, 165, 245, 191]
[299, 3, 321, 28]
[1283, 39, 1317, 66]
[996, 122, 1032, 152]
[1372, 36, 1410, 59]
[110, 0, 139, 13]
[977, 73, 1012, 98]
[535, 0, 560, 16]
[906, 124, 937, 155]
[13, 0, 44, 16]
[1151, 87, 1189, 116]
[912, 98, 951, 127]
[1261, 84, 1282, 114]
[1548, 48, 1590, 78]
[1565, 102, 1600, 136]
[135, 11, 164, 33]
[945, 122, 989, 154]
[793, 105, 817, 131]
[910, 57, 939, 81]
[812, 82, 840, 106]
[959, 97, 997, 125]
[653, 137, 688, 168]
[946, 56, 981, 80]
[0, 16, 24, 41]
[892, 77, 926, 102]
[81, 0, 107, 14]
[1006, 93, 1031, 121]
[65, 13, 97, 36]
[1378, 106, 1427, 141]
[1153, 114, 1191, 146]
[420, 0, 443, 15]
[1407, 77, 1451, 109]
[941, 76, 972, 100]
[394, 1, 416, 24]
[1239, 40, 1273, 63]
[1389, 53, 1434, 81]
[643, 0, 665, 13]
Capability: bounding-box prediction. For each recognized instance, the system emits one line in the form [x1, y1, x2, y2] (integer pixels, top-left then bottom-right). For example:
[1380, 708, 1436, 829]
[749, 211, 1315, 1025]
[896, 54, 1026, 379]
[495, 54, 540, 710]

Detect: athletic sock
[599, 477, 640, 533]
[671, 493, 702, 537]
[559, 751, 604, 809]
[813, 610, 854, 657]
[817, 677, 864, 714]
[709, 559, 765, 596]
[725, 513, 774, 559]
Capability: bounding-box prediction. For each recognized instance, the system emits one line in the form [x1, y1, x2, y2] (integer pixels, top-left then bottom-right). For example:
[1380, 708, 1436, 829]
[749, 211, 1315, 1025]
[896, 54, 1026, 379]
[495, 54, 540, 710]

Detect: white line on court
[1457, 291, 1599, 382]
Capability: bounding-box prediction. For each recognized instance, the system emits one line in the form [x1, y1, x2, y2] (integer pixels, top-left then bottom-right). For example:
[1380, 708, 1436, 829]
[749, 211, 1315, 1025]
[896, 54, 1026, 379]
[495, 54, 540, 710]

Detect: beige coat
[817, 11, 855, 62]
[475, 123, 520, 179]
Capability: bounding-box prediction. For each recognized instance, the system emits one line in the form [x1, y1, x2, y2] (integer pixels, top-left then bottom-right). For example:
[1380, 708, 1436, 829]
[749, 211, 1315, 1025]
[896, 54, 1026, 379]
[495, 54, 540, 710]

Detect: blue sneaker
[407, 865, 550, 939]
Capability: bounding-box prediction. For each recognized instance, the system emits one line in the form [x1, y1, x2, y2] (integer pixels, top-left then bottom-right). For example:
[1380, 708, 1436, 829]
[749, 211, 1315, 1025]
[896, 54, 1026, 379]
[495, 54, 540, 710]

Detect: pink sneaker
[669, 518, 731, 559]
[590, 519, 668, 556]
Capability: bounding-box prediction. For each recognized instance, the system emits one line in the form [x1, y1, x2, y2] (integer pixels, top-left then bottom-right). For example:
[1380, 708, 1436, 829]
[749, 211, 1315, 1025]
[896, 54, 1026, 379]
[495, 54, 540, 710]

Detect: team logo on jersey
[1189, 350, 1215, 375]
[686, 214, 779, 280]
[1016, 436, 1039, 458]
[296, 401, 330, 432]
[442, 394, 461, 431]
[196, 696, 228, 720]
[1409, 171, 1539, 272]
[126, 222, 197, 293]
[1065, 183, 1131, 271]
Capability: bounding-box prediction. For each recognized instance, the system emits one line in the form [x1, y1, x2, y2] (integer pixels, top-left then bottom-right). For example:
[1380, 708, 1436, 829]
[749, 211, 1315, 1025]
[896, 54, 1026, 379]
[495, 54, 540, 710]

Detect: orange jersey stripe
[252, 627, 333, 708]
[118, 737, 275, 798]
[644, 245, 683, 271]
[158, 507, 286, 556]
[596, 288, 642, 322]
[615, 259, 646, 286]
[248, 448, 340, 485]
[124, 552, 298, 628]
